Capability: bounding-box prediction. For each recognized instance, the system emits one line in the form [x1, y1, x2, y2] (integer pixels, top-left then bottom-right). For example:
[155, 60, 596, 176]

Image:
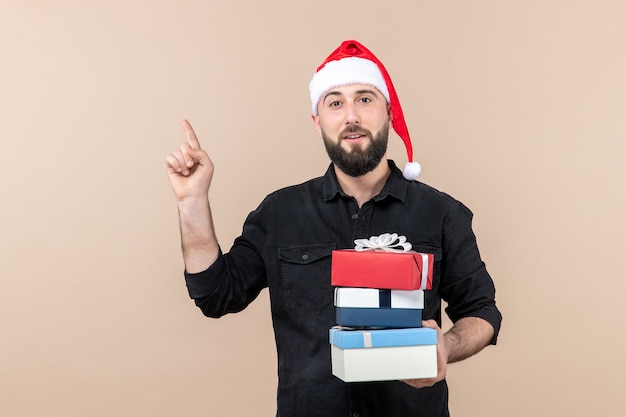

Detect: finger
[167, 147, 193, 175]
[181, 119, 202, 150]
[421, 319, 440, 330]
[165, 153, 185, 174]
[178, 142, 196, 168]
[169, 150, 192, 175]
[401, 378, 437, 389]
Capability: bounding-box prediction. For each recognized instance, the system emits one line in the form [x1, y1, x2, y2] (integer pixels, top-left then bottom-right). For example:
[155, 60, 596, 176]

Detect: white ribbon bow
[354, 233, 412, 253]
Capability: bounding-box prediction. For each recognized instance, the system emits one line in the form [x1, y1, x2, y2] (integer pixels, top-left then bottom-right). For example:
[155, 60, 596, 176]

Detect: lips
[341, 128, 370, 141]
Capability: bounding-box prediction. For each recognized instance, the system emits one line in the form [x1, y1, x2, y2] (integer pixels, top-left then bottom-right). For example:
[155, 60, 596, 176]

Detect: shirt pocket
[278, 242, 336, 328]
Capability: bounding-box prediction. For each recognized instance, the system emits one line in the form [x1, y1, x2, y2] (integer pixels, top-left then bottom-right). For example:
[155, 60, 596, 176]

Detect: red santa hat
[309, 40, 421, 180]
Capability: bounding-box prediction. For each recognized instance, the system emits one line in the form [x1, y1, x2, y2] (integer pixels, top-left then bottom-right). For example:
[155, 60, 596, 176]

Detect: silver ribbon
[362, 331, 373, 348]
[419, 253, 429, 290]
[330, 327, 374, 349]
[354, 233, 412, 253]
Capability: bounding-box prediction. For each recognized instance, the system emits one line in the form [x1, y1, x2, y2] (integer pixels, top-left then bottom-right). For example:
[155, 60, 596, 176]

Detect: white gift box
[334, 287, 424, 309]
[329, 327, 437, 382]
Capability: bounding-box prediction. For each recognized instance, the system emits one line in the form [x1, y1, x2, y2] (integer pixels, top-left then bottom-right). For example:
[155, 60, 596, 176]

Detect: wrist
[177, 195, 210, 212]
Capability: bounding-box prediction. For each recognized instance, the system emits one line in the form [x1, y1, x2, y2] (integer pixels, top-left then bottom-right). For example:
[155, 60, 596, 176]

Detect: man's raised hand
[165, 119, 214, 202]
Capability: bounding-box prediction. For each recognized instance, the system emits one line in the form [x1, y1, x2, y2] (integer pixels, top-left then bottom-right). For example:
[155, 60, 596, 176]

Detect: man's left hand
[401, 319, 447, 389]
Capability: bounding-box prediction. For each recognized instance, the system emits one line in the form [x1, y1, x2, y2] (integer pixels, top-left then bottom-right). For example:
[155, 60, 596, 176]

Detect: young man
[166, 40, 501, 417]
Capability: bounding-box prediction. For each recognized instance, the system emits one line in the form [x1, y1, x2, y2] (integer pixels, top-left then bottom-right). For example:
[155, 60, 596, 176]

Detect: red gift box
[331, 250, 433, 290]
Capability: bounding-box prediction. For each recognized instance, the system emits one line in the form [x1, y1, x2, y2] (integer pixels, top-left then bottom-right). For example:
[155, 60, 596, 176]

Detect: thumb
[421, 319, 440, 330]
[187, 148, 212, 167]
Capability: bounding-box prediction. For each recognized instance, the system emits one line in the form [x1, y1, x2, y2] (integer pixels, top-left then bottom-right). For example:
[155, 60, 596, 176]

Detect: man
[166, 40, 501, 417]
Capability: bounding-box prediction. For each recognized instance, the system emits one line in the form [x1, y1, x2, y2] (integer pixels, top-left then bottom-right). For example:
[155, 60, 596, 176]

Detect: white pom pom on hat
[403, 161, 422, 180]
[309, 40, 421, 180]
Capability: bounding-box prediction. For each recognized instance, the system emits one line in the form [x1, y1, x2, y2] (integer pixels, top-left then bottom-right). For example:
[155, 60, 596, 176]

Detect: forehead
[323, 83, 386, 98]
[320, 84, 388, 108]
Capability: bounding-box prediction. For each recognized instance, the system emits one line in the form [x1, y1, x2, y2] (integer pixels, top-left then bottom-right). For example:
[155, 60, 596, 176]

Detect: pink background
[1, 1, 624, 415]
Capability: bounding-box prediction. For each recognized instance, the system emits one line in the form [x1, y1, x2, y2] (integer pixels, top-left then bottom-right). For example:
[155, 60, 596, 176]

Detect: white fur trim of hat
[309, 57, 390, 115]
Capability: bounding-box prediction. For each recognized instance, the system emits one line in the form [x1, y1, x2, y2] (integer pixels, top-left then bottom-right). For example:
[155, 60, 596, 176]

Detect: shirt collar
[322, 160, 409, 203]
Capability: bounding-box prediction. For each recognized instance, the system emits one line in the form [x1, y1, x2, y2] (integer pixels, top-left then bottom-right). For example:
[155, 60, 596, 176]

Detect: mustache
[340, 125, 372, 138]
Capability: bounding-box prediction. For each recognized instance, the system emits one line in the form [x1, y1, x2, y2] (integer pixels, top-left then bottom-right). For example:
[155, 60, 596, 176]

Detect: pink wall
[1, 1, 624, 415]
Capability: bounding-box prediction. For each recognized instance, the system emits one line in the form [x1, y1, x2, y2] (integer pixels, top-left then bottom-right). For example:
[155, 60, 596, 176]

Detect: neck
[334, 158, 391, 207]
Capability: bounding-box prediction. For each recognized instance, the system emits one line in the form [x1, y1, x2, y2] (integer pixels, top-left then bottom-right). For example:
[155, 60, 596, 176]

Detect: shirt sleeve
[439, 201, 502, 344]
[183, 198, 270, 318]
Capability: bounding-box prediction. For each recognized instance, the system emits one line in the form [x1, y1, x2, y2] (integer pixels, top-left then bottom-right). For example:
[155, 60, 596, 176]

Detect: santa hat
[309, 40, 421, 180]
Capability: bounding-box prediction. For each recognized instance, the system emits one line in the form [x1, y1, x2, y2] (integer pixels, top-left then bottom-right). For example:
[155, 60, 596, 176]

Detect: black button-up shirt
[185, 160, 502, 417]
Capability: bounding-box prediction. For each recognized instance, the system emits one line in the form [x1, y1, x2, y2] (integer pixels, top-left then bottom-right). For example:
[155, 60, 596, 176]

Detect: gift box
[331, 250, 433, 290]
[334, 287, 424, 309]
[335, 307, 422, 328]
[329, 327, 438, 382]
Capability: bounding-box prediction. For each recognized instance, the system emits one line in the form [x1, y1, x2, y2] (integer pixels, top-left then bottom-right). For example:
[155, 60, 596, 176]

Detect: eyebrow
[355, 89, 379, 96]
[322, 91, 343, 103]
[322, 88, 380, 103]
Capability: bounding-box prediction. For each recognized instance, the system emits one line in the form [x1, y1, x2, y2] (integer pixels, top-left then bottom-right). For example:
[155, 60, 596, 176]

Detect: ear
[387, 103, 393, 123]
[311, 114, 323, 137]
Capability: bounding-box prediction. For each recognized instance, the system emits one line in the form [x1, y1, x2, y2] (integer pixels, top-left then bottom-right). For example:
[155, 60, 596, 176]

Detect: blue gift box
[335, 306, 422, 328]
[329, 327, 436, 348]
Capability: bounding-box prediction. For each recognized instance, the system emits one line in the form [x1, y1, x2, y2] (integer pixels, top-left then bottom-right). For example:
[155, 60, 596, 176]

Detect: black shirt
[185, 160, 502, 417]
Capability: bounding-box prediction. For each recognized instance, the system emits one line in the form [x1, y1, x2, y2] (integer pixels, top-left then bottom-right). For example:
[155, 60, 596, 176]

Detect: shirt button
[353, 413, 360, 417]
[301, 254, 309, 260]
[351, 213, 359, 219]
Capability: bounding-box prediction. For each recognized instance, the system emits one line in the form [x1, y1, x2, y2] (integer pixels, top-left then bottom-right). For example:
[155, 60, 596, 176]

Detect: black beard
[322, 125, 389, 177]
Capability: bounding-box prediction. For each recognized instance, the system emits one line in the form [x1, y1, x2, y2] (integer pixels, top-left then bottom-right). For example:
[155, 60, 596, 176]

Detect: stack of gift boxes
[328, 234, 438, 382]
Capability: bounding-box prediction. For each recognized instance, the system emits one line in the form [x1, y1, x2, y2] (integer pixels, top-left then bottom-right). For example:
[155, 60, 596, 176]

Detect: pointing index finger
[181, 119, 201, 150]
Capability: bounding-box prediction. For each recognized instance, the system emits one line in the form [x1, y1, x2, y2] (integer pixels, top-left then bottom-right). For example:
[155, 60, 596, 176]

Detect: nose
[345, 102, 360, 125]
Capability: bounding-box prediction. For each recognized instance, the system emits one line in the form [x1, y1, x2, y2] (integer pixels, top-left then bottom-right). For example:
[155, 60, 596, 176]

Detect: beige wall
[1, 1, 624, 415]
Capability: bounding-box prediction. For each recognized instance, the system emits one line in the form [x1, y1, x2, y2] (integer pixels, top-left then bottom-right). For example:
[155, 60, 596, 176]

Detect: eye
[329, 100, 341, 107]
[358, 96, 372, 104]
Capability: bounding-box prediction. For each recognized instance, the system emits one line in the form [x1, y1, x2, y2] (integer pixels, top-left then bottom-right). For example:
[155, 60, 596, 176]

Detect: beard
[322, 124, 389, 177]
